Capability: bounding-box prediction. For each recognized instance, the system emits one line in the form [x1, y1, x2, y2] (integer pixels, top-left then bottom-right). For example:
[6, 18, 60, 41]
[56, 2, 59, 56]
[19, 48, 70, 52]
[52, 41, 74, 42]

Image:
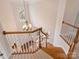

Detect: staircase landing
[42, 43, 66, 59]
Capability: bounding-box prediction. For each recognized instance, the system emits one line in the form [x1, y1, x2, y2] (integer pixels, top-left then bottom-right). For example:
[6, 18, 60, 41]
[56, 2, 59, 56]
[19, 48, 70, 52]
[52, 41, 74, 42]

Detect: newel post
[74, 29, 79, 44]
[46, 33, 48, 48]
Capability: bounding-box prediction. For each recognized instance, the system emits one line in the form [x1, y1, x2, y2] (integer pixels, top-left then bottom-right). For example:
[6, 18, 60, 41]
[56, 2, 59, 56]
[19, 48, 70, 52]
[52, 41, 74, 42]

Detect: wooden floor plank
[42, 43, 66, 59]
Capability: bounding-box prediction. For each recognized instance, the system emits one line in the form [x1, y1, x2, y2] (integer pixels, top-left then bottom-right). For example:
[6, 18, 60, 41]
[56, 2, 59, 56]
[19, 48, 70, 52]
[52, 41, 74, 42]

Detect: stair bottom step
[11, 50, 53, 59]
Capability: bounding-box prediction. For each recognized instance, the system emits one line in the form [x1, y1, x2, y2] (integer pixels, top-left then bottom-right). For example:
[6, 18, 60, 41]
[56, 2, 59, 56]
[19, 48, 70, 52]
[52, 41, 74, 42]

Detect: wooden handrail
[3, 27, 47, 36]
[3, 28, 42, 35]
[63, 21, 79, 29]
[40, 28, 48, 36]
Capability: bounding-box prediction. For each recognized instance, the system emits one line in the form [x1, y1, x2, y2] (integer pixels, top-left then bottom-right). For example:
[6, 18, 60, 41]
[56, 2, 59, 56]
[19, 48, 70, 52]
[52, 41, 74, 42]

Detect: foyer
[0, 0, 79, 59]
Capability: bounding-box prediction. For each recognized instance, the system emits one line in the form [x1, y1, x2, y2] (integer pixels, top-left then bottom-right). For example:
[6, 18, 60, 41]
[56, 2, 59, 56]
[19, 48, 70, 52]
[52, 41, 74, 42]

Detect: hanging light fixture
[22, 20, 32, 31]
[22, 0, 32, 31]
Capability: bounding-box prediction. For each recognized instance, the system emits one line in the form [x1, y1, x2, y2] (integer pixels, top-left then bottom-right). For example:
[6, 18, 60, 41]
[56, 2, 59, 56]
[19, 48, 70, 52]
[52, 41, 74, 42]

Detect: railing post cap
[3, 31, 6, 35]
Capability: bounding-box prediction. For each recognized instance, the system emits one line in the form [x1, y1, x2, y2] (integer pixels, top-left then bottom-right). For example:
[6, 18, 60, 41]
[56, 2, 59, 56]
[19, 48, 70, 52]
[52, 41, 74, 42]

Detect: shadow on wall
[75, 10, 79, 27]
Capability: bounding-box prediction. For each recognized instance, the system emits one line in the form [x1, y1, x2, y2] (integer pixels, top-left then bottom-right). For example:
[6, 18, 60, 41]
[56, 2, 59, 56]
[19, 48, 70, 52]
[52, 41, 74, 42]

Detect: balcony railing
[3, 28, 48, 55]
[60, 21, 79, 59]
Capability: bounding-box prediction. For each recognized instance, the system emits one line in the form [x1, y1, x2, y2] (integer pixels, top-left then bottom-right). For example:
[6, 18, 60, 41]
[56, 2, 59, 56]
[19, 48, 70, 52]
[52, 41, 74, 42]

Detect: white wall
[53, 0, 70, 54]
[75, 11, 79, 27]
[29, 0, 58, 43]
[0, 21, 11, 59]
[0, 0, 31, 31]
[74, 0, 79, 27]
[63, 0, 79, 25]
[0, 0, 17, 31]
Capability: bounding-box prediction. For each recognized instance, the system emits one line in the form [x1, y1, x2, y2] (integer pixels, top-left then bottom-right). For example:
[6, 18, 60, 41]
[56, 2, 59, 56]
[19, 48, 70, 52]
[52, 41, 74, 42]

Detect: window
[17, 0, 26, 22]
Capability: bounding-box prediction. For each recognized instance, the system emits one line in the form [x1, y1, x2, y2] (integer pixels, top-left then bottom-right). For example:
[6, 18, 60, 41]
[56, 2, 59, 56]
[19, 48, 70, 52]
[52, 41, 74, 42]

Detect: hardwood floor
[42, 43, 67, 59]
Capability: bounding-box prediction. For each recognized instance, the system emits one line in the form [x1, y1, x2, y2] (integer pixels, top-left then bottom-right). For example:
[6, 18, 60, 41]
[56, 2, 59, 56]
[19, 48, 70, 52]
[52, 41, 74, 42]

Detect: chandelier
[22, 21, 32, 31]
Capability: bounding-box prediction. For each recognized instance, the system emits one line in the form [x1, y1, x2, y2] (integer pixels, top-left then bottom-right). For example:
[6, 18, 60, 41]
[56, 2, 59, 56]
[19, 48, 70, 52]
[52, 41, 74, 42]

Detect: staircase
[10, 50, 53, 59]
[3, 28, 52, 59]
[60, 21, 79, 59]
[3, 22, 79, 59]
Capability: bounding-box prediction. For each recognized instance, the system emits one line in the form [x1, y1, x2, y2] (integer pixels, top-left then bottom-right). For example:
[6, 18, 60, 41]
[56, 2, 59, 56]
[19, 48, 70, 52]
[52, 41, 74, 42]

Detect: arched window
[17, 0, 26, 22]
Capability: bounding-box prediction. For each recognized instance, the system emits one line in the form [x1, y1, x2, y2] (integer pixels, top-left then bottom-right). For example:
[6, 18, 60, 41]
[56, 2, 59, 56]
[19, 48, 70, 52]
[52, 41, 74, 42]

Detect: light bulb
[29, 24, 32, 29]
